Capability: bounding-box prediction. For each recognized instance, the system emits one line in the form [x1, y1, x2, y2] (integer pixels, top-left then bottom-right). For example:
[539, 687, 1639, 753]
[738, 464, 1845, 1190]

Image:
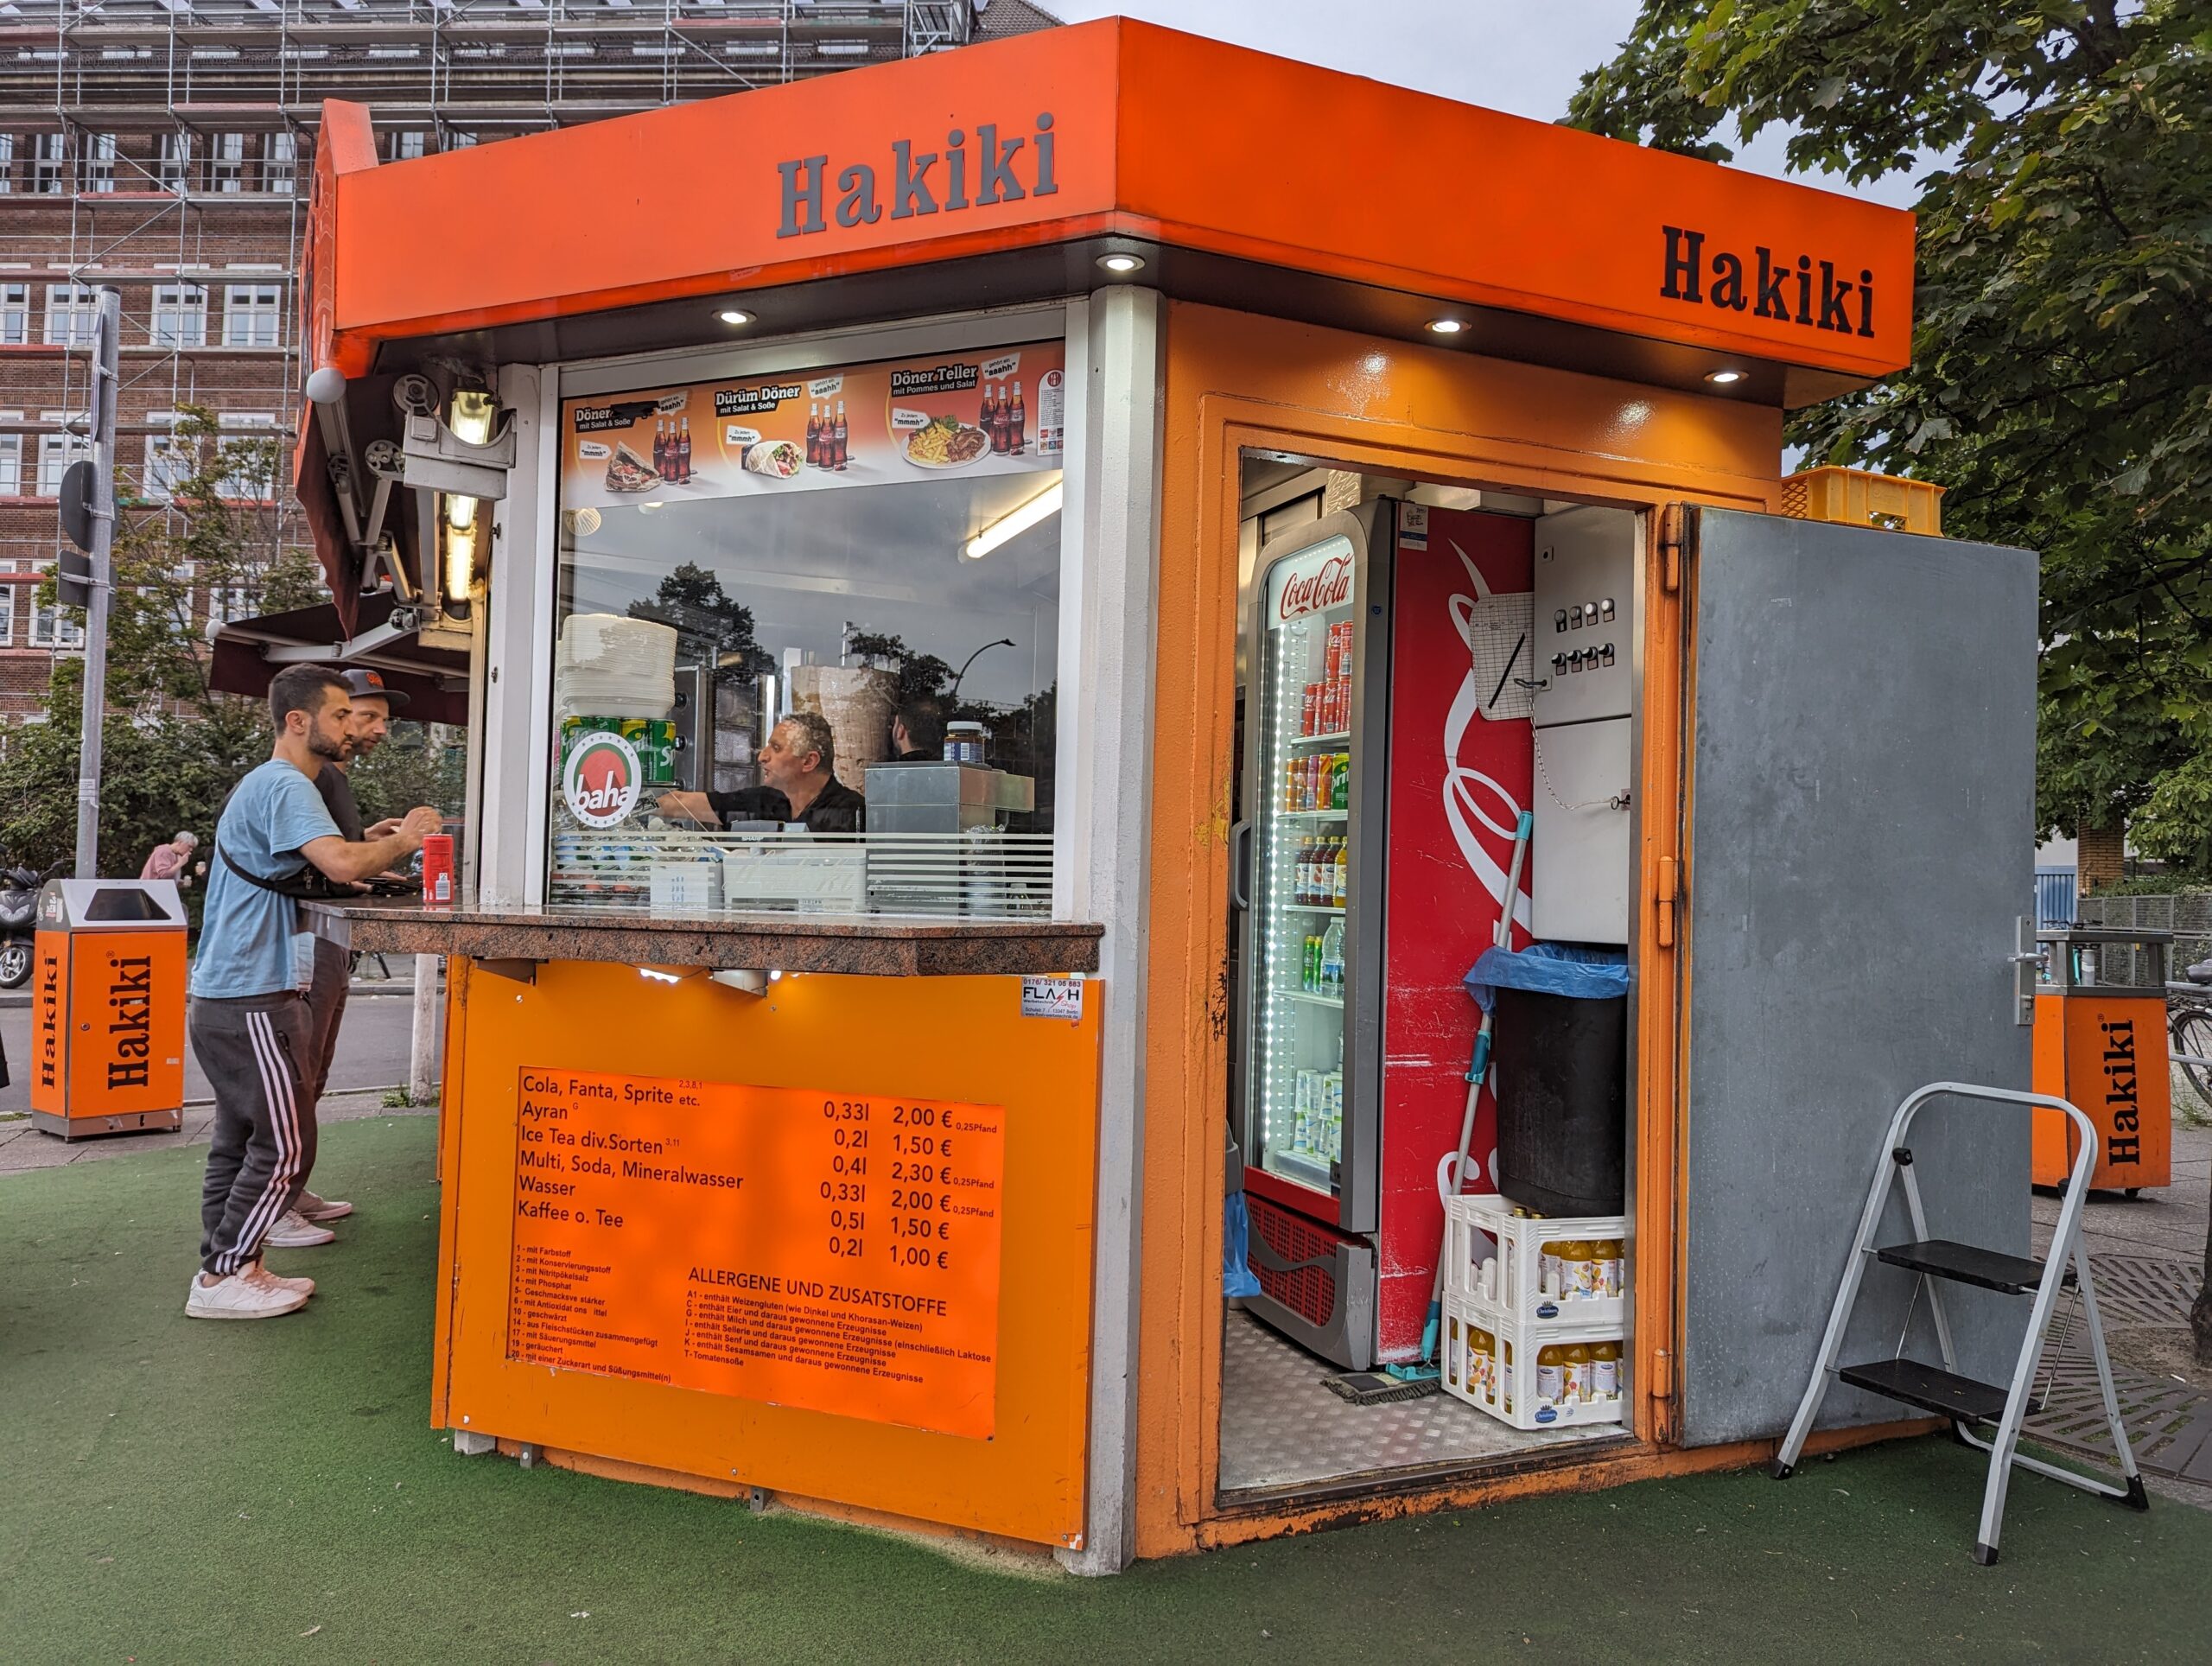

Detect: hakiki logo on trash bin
[563, 731, 643, 830]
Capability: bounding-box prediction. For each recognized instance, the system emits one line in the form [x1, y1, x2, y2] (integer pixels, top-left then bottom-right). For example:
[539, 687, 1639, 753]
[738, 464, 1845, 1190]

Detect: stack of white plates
[555, 613, 678, 720]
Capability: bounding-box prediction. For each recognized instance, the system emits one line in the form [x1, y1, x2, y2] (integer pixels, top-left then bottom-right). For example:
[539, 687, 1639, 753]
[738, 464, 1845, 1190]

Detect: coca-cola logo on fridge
[1274, 544, 1357, 625]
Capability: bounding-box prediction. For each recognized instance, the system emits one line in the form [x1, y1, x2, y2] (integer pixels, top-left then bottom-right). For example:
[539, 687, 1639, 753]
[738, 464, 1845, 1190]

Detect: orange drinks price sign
[506, 1068, 1007, 1439]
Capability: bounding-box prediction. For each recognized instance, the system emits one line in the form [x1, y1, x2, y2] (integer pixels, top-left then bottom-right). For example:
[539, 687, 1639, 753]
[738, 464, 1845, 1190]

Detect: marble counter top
[301, 900, 1102, 976]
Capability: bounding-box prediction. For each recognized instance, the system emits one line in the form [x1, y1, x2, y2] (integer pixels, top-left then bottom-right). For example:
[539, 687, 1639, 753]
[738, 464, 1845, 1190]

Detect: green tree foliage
[626, 561, 772, 682]
[1569, 2, 2212, 856]
[0, 407, 345, 881]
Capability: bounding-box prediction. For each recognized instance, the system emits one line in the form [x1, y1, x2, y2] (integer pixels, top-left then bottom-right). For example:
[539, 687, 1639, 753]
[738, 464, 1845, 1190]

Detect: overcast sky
[1043, 1, 1922, 208]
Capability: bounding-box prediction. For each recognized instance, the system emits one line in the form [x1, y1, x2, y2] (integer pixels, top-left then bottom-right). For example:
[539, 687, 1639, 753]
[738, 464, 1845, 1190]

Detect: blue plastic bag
[1223, 1192, 1262, 1299]
[1465, 941, 1629, 1014]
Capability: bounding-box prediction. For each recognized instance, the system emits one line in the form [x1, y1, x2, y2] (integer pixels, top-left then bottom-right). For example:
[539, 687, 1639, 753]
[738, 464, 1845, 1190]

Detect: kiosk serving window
[550, 340, 1067, 919]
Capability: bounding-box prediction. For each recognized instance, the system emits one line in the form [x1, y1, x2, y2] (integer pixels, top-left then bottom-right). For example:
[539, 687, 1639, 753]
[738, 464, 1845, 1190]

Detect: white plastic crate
[1440, 1295, 1627, 1429]
[1446, 1193, 1628, 1333]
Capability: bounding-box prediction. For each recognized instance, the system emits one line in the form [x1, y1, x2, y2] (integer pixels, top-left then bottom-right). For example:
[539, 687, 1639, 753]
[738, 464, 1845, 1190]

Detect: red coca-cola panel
[1376, 506, 1534, 1360]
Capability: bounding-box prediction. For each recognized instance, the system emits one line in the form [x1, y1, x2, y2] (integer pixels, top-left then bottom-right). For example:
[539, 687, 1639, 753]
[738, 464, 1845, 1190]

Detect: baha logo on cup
[563, 731, 642, 829]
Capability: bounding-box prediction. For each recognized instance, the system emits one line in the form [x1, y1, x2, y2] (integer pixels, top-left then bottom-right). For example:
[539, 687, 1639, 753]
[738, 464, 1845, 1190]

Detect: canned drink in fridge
[1301, 684, 1319, 737]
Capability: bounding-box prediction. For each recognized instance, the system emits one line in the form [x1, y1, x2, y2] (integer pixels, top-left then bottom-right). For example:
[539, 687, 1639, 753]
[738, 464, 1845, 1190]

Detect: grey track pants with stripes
[192, 991, 317, 1277]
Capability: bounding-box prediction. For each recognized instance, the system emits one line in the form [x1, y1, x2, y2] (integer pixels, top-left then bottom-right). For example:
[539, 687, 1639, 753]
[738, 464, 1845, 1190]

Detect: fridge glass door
[1247, 531, 1360, 1206]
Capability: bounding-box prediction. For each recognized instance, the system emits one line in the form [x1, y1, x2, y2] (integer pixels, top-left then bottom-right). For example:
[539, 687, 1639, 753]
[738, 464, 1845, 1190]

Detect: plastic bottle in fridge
[1319, 919, 1344, 993]
[1332, 837, 1348, 907]
[1294, 836, 1313, 906]
[1332, 752, 1349, 810]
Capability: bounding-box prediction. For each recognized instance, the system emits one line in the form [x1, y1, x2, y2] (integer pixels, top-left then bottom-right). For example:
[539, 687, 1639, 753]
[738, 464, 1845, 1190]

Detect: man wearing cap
[264, 667, 413, 1253]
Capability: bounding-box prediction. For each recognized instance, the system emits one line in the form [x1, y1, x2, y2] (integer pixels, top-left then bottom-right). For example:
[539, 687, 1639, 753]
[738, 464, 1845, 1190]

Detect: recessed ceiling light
[717, 308, 753, 326]
[1426, 318, 1466, 335]
[1706, 368, 1745, 385]
[1096, 252, 1146, 275]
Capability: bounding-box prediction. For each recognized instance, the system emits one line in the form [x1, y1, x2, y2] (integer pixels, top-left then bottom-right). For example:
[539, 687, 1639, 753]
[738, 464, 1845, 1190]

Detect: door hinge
[1653, 856, 1680, 948]
[1657, 503, 1695, 595]
[1649, 1346, 1680, 1444]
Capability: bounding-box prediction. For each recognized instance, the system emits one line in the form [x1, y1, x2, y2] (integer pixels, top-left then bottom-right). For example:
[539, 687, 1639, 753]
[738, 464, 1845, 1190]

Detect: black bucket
[1492, 986, 1627, 1217]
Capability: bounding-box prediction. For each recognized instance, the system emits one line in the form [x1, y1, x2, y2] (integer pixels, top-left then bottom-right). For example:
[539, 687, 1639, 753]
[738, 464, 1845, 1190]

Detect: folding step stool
[1769, 1081, 2147, 1564]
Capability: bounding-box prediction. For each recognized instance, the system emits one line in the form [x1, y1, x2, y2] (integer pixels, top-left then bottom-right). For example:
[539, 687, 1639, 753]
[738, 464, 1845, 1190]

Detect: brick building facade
[0, 0, 1055, 723]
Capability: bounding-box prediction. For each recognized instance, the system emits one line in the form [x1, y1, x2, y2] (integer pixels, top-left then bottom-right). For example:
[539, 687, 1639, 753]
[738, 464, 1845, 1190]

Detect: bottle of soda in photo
[988, 384, 1007, 454]
[652, 417, 666, 477]
[833, 400, 849, 471]
[677, 416, 692, 483]
[1010, 381, 1027, 455]
[806, 401, 821, 467]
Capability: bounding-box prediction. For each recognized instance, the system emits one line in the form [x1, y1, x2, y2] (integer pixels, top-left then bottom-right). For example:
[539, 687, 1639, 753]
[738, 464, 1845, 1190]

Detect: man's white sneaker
[186, 1269, 308, 1320]
[263, 1209, 336, 1249]
[247, 1261, 315, 1299]
[296, 1191, 353, 1223]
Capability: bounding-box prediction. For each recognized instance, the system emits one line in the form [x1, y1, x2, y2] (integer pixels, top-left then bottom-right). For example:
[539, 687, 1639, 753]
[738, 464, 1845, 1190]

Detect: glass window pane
[550, 340, 1069, 919]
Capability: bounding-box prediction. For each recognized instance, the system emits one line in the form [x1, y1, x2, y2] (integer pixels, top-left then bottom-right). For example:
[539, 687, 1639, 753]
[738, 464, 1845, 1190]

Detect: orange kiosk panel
[29, 880, 188, 1141]
[2031, 929, 2171, 1191]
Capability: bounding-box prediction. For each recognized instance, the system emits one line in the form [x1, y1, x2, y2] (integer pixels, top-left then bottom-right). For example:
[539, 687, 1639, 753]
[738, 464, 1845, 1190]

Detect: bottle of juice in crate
[1446, 1315, 1462, 1389]
[1560, 1238, 1594, 1299]
[1594, 1238, 1624, 1299]
[1563, 1343, 1592, 1405]
[1591, 1340, 1621, 1400]
[1536, 1345, 1566, 1408]
[1500, 1339, 1515, 1414]
[1470, 1326, 1495, 1399]
[1538, 1237, 1562, 1297]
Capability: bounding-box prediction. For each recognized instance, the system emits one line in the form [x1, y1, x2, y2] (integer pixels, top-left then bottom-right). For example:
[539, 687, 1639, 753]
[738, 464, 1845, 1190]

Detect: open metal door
[1675, 506, 2037, 1446]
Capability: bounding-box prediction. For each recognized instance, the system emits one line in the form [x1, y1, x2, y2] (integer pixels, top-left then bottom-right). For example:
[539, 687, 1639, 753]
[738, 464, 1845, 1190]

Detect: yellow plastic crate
[1781, 466, 1945, 537]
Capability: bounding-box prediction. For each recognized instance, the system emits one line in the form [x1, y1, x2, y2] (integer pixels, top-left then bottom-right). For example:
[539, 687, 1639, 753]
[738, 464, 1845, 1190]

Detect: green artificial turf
[3, 1116, 2209, 1664]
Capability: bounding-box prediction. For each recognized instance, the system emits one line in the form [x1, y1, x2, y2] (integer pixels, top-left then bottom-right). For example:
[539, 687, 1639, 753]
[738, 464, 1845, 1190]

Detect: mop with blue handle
[1389, 810, 1533, 1382]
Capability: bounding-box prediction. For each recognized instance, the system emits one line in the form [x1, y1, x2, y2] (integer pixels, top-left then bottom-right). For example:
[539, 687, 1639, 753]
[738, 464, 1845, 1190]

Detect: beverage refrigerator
[1233, 499, 1538, 1370]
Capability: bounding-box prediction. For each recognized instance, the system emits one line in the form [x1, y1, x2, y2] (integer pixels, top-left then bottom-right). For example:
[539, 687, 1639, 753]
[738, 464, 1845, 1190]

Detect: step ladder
[1769, 1081, 2147, 1564]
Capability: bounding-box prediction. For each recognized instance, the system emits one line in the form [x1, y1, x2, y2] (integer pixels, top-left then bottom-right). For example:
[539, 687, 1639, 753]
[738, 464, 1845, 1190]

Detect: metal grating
[1245, 1192, 1339, 1330]
[2023, 1253, 2212, 1484]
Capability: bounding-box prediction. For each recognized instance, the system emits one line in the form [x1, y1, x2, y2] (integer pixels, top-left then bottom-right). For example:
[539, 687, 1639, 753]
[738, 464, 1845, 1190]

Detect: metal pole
[73, 288, 121, 880]
[409, 955, 440, 1104]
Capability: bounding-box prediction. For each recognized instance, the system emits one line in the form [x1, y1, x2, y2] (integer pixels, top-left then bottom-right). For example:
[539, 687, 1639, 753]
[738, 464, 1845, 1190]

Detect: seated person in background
[656, 712, 864, 832]
[890, 696, 945, 762]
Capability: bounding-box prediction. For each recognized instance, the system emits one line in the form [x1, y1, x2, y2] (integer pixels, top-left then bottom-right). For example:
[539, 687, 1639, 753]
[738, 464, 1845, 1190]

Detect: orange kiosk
[2031, 927, 2172, 1192]
[260, 20, 2046, 1571]
[29, 880, 188, 1141]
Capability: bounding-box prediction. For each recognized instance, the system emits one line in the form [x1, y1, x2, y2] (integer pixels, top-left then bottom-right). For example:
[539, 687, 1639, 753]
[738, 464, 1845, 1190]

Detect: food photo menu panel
[560, 340, 1067, 514]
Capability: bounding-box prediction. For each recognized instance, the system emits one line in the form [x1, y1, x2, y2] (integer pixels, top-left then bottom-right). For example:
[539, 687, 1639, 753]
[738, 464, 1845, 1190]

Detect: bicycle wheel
[2170, 1004, 2212, 1110]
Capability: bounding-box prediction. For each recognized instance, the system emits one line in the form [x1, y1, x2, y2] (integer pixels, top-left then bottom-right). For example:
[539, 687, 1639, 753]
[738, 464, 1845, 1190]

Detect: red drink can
[1301, 684, 1319, 736]
[421, 833, 455, 911]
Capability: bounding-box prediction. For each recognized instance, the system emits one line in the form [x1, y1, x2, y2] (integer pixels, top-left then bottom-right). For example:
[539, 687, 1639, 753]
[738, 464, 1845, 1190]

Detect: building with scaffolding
[0, 0, 1057, 721]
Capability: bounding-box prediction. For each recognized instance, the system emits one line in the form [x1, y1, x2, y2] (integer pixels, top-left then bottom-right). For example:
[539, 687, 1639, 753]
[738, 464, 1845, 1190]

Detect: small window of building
[264, 131, 298, 194]
[29, 134, 67, 195]
[0, 283, 29, 346]
[0, 435, 22, 499]
[36, 431, 86, 498]
[222, 284, 283, 348]
[386, 130, 429, 163]
[150, 283, 207, 347]
[43, 284, 101, 347]
[142, 432, 196, 502]
[0, 561, 18, 646]
[81, 133, 117, 193]
[31, 560, 87, 650]
[0, 134, 13, 193]
[157, 132, 192, 191]
[209, 133, 246, 194]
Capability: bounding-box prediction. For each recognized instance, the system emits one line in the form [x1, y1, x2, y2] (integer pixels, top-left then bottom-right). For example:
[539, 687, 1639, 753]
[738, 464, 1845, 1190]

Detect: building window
[216, 416, 277, 502]
[150, 284, 207, 347]
[222, 285, 283, 348]
[0, 562, 17, 647]
[37, 432, 86, 498]
[32, 562, 87, 650]
[0, 283, 28, 346]
[142, 433, 195, 502]
[157, 132, 191, 192]
[204, 567, 256, 629]
[264, 131, 298, 194]
[386, 130, 429, 163]
[0, 436, 21, 498]
[209, 133, 246, 194]
[43, 284, 101, 347]
[82, 133, 118, 193]
[0, 134, 13, 193]
[29, 134, 67, 195]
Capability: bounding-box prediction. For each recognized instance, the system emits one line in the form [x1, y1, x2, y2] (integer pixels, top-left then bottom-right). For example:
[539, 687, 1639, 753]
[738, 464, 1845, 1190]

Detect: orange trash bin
[29, 879, 188, 1141]
[2031, 927, 2171, 1193]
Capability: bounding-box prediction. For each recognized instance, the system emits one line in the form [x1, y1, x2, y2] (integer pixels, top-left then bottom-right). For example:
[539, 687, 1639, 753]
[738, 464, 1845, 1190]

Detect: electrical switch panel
[1529, 507, 1637, 728]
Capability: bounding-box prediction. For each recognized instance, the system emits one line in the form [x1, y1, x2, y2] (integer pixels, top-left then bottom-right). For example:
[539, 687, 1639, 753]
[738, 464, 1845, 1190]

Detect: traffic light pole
[73, 289, 120, 880]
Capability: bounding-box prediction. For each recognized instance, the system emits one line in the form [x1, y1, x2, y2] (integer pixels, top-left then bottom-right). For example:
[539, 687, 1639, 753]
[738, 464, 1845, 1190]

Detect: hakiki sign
[777, 112, 1059, 238]
[1658, 225, 1879, 340]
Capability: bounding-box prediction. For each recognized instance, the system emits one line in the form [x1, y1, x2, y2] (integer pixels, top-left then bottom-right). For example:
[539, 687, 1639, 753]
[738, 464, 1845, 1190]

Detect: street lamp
[950, 638, 1015, 703]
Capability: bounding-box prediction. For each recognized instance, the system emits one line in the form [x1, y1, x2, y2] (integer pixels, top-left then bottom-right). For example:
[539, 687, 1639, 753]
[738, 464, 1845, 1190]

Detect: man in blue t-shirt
[186, 664, 441, 1322]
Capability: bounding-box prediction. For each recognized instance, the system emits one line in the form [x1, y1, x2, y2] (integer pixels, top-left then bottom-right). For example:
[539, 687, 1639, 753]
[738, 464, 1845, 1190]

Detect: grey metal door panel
[1681, 508, 2037, 1447]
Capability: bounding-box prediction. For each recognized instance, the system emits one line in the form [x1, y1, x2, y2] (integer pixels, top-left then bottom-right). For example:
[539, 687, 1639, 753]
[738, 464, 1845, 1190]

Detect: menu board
[559, 340, 1066, 514]
[507, 1067, 1007, 1439]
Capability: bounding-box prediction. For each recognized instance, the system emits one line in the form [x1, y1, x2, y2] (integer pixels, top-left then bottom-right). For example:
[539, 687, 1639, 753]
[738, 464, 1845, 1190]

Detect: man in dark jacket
[657, 711, 863, 832]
